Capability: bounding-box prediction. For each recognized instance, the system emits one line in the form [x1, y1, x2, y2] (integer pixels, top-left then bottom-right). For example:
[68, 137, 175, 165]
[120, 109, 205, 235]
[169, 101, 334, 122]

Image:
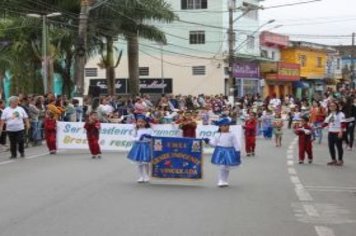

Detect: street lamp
[26, 12, 62, 94]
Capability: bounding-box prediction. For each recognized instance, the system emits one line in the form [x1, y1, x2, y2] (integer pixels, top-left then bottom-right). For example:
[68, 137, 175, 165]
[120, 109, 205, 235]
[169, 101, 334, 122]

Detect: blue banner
[151, 137, 203, 179]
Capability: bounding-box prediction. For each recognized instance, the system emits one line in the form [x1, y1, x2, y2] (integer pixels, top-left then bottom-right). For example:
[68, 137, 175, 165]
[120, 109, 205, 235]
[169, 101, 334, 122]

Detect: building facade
[280, 41, 335, 99]
[84, 0, 264, 96]
[259, 31, 300, 98]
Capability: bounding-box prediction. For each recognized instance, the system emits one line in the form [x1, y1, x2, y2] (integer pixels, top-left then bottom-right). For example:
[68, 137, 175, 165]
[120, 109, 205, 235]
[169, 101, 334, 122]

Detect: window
[139, 67, 149, 76]
[190, 31, 205, 44]
[271, 51, 276, 60]
[224, 66, 229, 75]
[192, 66, 206, 75]
[317, 57, 323, 68]
[261, 50, 268, 58]
[247, 35, 255, 49]
[243, 2, 258, 20]
[299, 55, 307, 67]
[85, 68, 98, 77]
[182, 0, 208, 10]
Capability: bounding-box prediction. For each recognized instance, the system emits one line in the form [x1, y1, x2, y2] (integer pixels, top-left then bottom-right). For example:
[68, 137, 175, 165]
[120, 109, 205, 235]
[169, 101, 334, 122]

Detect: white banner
[56, 122, 242, 153]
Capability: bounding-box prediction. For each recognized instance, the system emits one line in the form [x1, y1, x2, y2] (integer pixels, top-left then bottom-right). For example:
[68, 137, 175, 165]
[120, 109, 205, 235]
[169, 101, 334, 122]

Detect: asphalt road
[0, 129, 355, 236]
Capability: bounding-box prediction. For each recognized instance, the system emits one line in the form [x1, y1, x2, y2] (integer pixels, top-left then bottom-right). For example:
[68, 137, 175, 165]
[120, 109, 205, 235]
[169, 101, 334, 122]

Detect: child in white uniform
[206, 117, 241, 187]
[127, 114, 153, 183]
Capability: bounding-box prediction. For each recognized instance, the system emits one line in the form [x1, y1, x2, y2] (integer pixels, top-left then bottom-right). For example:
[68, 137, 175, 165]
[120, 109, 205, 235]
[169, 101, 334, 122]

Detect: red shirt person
[244, 112, 257, 156]
[44, 111, 57, 154]
[84, 112, 102, 159]
[176, 111, 197, 138]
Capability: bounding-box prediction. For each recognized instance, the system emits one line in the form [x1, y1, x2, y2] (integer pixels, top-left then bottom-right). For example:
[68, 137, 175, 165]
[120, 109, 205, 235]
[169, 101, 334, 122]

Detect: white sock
[218, 168, 224, 184]
[137, 165, 144, 179]
[223, 167, 230, 183]
[143, 164, 150, 180]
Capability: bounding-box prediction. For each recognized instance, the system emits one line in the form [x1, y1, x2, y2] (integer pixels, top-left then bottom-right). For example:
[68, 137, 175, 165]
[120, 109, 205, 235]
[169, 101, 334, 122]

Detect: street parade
[1, 0, 356, 235]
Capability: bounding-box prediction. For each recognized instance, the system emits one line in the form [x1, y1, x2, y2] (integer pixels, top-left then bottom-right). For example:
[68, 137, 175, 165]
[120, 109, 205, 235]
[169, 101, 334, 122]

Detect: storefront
[233, 62, 261, 97]
[261, 62, 300, 98]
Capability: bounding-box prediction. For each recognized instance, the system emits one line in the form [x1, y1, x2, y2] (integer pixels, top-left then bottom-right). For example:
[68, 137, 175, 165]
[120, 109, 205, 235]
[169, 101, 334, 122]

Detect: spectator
[0, 96, 30, 159]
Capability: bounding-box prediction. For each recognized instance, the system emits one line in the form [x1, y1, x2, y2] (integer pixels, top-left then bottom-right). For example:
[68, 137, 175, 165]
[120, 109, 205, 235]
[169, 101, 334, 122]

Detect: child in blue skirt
[127, 114, 153, 183]
[205, 117, 241, 187]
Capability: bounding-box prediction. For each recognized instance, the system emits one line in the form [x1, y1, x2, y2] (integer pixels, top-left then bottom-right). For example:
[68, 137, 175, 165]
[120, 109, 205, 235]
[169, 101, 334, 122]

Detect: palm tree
[110, 0, 176, 96]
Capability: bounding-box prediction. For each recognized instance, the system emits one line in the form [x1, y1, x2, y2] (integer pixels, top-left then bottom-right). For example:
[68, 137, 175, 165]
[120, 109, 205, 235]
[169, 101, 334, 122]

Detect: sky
[259, 0, 356, 46]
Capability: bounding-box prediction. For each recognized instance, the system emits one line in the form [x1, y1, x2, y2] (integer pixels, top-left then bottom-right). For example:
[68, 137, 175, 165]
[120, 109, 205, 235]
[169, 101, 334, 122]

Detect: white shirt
[99, 104, 114, 114]
[269, 98, 281, 108]
[209, 132, 239, 151]
[324, 112, 345, 132]
[133, 128, 153, 141]
[1, 106, 28, 131]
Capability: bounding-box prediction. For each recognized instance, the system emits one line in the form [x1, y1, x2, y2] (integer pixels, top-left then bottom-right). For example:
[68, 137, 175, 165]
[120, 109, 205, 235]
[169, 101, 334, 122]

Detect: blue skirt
[127, 141, 152, 163]
[211, 146, 241, 166]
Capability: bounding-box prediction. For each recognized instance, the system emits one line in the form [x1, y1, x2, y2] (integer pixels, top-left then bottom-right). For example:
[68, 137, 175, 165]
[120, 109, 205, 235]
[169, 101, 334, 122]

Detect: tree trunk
[62, 53, 74, 98]
[0, 70, 4, 99]
[127, 33, 140, 96]
[106, 36, 116, 97]
[74, 1, 90, 96]
[48, 58, 54, 93]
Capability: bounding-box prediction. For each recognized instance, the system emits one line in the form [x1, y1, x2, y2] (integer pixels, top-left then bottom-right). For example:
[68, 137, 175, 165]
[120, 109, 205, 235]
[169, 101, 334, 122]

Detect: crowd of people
[0, 87, 355, 185]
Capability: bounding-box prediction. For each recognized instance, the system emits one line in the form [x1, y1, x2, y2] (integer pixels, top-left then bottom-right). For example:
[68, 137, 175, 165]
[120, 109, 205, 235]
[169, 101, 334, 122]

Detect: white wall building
[84, 0, 267, 96]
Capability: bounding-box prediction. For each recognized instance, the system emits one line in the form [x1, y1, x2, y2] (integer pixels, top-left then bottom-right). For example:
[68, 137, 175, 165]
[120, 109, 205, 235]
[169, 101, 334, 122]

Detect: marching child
[273, 112, 284, 147]
[84, 111, 101, 159]
[127, 114, 153, 183]
[44, 111, 57, 154]
[206, 117, 241, 187]
[261, 109, 273, 139]
[294, 116, 313, 164]
[244, 112, 257, 156]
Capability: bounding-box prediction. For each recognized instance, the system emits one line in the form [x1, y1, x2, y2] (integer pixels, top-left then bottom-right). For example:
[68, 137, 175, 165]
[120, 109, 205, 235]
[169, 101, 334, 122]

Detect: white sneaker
[137, 177, 144, 183]
[143, 176, 150, 183]
[217, 180, 224, 187]
[222, 181, 229, 187]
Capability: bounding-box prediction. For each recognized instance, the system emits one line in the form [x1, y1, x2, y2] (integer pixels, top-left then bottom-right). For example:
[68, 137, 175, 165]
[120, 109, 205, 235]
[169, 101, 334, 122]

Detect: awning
[293, 81, 310, 88]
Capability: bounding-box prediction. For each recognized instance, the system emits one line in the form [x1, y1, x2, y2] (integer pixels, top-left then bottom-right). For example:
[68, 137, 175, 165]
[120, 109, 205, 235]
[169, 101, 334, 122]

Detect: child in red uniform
[84, 112, 101, 159]
[294, 116, 313, 164]
[44, 111, 57, 154]
[244, 112, 257, 156]
[176, 111, 197, 138]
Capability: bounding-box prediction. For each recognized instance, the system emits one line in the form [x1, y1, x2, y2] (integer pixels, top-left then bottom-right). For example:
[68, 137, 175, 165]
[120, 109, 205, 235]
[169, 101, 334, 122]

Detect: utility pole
[352, 32, 355, 89]
[74, 0, 90, 97]
[42, 15, 48, 94]
[228, 0, 235, 103]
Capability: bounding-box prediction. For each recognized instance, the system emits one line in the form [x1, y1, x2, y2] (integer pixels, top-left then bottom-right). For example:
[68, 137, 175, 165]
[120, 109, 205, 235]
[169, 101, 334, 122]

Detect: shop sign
[89, 78, 173, 94]
[233, 62, 259, 78]
[277, 62, 300, 81]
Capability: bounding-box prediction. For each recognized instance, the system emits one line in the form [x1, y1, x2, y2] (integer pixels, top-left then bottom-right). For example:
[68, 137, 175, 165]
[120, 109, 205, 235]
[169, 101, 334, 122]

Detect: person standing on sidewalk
[323, 101, 346, 166]
[0, 96, 30, 159]
[0, 99, 8, 151]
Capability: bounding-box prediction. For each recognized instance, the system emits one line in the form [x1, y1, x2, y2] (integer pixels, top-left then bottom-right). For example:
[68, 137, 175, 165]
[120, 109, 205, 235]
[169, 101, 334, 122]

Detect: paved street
[0, 130, 355, 236]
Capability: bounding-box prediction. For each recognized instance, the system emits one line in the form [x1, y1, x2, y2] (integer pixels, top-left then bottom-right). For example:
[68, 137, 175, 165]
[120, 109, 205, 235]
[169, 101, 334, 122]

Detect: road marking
[0, 160, 15, 166]
[287, 149, 293, 154]
[287, 160, 294, 166]
[305, 186, 356, 191]
[295, 187, 313, 201]
[288, 168, 297, 175]
[303, 204, 320, 217]
[0, 151, 58, 166]
[25, 153, 50, 160]
[315, 226, 335, 236]
[287, 154, 294, 160]
[290, 176, 301, 184]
